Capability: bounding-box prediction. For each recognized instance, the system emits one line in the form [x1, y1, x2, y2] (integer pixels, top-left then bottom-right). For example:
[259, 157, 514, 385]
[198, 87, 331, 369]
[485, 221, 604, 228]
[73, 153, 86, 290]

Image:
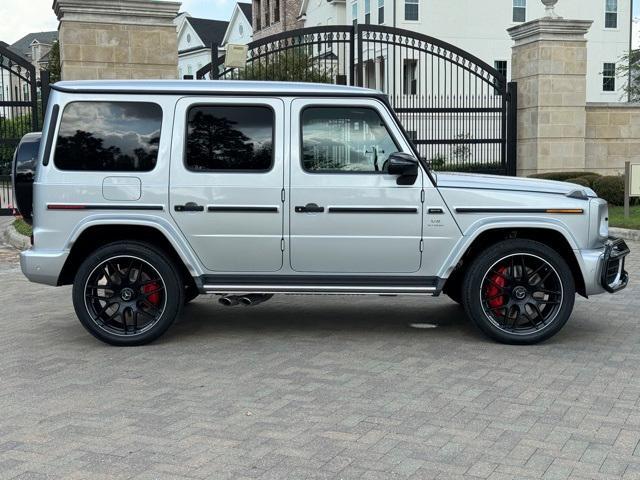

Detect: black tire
[184, 284, 199, 305]
[72, 241, 184, 346]
[461, 239, 575, 345]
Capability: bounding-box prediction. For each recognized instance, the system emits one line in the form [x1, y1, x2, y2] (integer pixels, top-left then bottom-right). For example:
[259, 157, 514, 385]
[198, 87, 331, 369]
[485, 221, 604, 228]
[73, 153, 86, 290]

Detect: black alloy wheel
[73, 242, 184, 346]
[462, 239, 575, 345]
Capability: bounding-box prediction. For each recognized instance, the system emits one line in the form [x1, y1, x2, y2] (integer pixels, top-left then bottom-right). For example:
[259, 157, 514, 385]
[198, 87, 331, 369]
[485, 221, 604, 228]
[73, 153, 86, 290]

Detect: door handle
[174, 202, 204, 212]
[295, 203, 325, 213]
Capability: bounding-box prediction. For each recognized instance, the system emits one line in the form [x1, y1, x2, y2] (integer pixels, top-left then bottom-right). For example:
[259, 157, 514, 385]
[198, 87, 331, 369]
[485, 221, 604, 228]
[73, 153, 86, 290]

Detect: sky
[0, 0, 638, 45]
[0, 0, 239, 45]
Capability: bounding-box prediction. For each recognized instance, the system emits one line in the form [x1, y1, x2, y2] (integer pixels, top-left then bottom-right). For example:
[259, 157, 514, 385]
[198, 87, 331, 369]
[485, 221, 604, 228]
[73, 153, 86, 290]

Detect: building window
[186, 106, 274, 171]
[274, 0, 280, 22]
[605, 0, 617, 28]
[255, 0, 262, 29]
[513, 0, 526, 22]
[54, 102, 162, 172]
[603, 62, 616, 91]
[378, 0, 384, 24]
[239, 24, 244, 35]
[265, 0, 270, 25]
[404, 0, 418, 21]
[403, 59, 417, 95]
[301, 107, 399, 173]
[352, 2, 357, 26]
[364, 0, 371, 23]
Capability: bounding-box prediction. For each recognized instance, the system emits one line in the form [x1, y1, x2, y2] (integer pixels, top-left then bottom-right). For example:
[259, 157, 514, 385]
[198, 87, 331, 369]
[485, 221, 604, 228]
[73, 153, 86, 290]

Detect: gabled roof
[220, 2, 253, 46]
[9, 31, 58, 59]
[238, 2, 252, 22]
[186, 17, 229, 49]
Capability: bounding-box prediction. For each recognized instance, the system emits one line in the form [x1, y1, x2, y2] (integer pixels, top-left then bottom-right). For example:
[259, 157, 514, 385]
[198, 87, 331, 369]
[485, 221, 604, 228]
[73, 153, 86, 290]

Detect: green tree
[47, 41, 61, 83]
[0, 114, 36, 174]
[236, 48, 334, 83]
[617, 49, 640, 102]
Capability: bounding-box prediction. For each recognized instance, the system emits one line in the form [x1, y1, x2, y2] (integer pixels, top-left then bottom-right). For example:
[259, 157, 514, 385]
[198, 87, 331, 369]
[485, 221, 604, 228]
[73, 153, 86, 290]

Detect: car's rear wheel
[72, 242, 184, 346]
[462, 239, 575, 345]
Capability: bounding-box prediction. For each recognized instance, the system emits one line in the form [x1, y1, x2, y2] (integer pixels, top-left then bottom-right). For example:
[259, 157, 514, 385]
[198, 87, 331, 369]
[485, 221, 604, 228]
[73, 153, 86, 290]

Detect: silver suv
[13, 80, 629, 346]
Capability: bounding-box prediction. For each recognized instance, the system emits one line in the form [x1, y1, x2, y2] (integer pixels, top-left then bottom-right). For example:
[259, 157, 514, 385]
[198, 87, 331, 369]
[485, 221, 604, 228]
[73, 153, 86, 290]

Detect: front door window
[301, 106, 399, 173]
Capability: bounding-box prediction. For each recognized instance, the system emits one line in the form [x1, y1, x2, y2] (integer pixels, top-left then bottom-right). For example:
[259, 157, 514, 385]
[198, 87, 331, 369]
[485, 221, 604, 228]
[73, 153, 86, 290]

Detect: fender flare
[437, 217, 582, 279]
[64, 214, 204, 277]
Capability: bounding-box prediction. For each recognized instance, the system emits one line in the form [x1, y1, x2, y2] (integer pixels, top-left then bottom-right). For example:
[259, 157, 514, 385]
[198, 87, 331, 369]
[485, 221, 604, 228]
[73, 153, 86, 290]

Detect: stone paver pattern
[0, 236, 639, 479]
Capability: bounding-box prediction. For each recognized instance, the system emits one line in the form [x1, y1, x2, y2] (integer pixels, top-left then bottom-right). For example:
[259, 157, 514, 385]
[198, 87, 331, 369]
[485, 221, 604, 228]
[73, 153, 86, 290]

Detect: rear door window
[185, 105, 274, 172]
[54, 101, 162, 171]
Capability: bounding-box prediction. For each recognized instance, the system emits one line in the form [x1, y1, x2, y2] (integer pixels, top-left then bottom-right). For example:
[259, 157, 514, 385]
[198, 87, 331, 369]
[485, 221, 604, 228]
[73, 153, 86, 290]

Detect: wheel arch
[441, 226, 587, 298]
[57, 219, 201, 288]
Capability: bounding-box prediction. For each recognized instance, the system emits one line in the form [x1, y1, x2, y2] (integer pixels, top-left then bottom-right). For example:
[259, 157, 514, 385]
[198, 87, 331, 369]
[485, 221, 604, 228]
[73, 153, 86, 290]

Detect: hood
[434, 172, 597, 197]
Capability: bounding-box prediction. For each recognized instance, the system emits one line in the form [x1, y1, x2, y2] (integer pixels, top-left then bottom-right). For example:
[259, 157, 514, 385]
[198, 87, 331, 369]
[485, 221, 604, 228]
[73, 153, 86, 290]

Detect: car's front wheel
[72, 242, 184, 346]
[462, 239, 576, 345]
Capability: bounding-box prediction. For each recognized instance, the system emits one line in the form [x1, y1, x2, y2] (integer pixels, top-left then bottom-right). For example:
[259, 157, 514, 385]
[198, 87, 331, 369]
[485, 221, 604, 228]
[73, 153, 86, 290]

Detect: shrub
[578, 174, 601, 187]
[592, 176, 625, 206]
[565, 177, 591, 188]
[529, 171, 601, 182]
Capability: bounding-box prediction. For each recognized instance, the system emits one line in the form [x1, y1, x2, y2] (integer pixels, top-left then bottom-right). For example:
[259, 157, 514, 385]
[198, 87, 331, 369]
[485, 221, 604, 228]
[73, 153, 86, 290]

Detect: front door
[289, 98, 423, 274]
[170, 97, 285, 272]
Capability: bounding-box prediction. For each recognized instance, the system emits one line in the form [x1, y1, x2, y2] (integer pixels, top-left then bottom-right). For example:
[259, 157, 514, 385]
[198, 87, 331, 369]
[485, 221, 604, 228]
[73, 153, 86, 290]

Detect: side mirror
[387, 152, 418, 184]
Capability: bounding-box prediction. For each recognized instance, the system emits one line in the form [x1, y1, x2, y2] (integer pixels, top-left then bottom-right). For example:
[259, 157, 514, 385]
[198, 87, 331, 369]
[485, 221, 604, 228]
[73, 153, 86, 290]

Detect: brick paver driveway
[1, 233, 639, 479]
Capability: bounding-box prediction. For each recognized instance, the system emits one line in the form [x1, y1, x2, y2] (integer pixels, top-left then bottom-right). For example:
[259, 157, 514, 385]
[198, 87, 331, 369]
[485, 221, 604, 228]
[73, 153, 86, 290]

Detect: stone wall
[508, 18, 592, 177]
[54, 0, 180, 80]
[586, 103, 640, 175]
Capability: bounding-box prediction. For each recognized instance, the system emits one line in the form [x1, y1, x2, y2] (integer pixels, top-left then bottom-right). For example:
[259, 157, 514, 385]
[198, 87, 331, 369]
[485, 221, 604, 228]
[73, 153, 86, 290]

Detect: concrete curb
[610, 227, 640, 242]
[2, 222, 30, 251]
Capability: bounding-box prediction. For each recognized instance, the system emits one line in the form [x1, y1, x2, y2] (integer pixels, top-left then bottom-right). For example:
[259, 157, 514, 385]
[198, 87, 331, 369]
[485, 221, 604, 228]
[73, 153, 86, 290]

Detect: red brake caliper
[486, 266, 507, 315]
[142, 282, 161, 305]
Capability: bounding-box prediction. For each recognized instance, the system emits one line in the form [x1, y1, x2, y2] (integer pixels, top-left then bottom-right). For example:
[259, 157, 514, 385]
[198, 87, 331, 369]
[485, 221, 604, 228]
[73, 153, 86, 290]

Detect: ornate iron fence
[197, 25, 516, 176]
[0, 41, 50, 215]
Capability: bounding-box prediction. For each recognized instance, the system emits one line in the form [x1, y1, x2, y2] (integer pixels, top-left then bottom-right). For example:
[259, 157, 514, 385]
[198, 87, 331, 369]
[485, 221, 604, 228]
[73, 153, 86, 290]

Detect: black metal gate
[0, 41, 49, 215]
[197, 25, 516, 176]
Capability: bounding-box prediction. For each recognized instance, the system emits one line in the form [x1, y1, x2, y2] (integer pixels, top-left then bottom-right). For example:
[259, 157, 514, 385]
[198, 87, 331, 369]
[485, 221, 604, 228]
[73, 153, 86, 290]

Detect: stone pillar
[508, 17, 592, 175]
[53, 0, 181, 81]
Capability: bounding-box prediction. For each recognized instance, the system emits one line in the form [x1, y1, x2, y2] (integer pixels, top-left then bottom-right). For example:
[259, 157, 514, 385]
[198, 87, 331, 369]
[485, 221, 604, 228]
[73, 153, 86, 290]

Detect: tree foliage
[47, 41, 61, 83]
[234, 48, 334, 83]
[617, 49, 640, 102]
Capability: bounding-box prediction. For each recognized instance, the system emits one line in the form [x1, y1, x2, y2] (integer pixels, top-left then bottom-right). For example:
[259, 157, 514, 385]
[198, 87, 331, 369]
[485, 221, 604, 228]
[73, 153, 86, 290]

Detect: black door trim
[328, 207, 418, 214]
[208, 206, 279, 213]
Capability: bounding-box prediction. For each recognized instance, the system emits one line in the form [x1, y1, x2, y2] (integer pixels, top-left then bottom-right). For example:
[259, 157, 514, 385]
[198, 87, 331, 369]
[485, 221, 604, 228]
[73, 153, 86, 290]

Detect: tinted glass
[301, 107, 399, 173]
[55, 102, 162, 171]
[186, 106, 273, 171]
[405, 0, 418, 20]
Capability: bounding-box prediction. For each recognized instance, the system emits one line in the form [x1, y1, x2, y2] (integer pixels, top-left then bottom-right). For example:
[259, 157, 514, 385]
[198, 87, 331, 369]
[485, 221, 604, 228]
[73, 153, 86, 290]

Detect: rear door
[170, 97, 285, 272]
[289, 98, 423, 274]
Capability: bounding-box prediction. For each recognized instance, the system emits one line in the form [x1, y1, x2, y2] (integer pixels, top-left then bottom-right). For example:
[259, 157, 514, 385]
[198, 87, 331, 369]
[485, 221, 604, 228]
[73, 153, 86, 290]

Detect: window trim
[183, 103, 276, 174]
[602, 62, 616, 92]
[604, 0, 618, 29]
[299, 104, 402, 175]
[53, 100, 163, 173]
[404, 0, 419, 22]
[512, 0, 526, 23]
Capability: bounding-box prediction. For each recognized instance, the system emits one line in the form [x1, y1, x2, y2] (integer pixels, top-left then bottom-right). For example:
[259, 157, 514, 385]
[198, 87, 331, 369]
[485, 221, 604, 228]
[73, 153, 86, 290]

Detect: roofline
[49, 82, 386, 99]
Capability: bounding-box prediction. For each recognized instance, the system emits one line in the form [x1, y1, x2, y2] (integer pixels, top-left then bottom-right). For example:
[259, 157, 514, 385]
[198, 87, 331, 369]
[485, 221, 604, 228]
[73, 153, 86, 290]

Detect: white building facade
[176, 3, 253, 79]
[297, 0, 633, 103]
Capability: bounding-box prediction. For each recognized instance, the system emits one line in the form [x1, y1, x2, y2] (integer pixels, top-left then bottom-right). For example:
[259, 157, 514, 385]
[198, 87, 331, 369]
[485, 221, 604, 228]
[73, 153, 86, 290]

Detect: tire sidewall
[462, 239, 576, 345]
[72, 242, 184, 346]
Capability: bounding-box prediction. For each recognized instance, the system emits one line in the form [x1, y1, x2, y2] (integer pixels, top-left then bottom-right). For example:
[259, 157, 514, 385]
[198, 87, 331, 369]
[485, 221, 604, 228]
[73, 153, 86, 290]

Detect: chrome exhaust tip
[239, 294, 273, 306]
[219, 295, 240, 306]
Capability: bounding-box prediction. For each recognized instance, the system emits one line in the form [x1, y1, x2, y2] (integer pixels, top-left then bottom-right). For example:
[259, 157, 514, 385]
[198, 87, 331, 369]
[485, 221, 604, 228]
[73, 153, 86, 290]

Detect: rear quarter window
[54, 101, 162, 171]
